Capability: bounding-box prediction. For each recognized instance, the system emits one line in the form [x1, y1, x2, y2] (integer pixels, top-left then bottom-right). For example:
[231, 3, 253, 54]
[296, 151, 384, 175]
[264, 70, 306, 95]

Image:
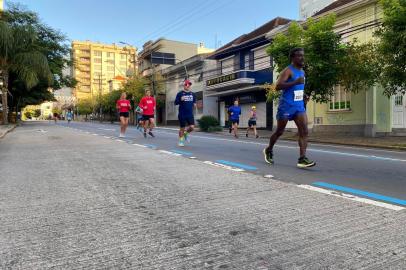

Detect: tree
[0, 18, 51, 124]
[120, 74, 148, 104]
[77, 98, 93, 119]
[1, 4, 76, 123]
[375, 0, 406, 96]
[33, 108, 41, 118]
[266, 15, 379, 103]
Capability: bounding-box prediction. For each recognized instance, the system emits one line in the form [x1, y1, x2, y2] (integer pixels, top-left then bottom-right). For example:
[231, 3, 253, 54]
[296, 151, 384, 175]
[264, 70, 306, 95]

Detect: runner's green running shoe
[263, 147, 274, 164]
[184, 132, 190, 143]
[178, 136, 185, 147]
[297, 156, 316, 168]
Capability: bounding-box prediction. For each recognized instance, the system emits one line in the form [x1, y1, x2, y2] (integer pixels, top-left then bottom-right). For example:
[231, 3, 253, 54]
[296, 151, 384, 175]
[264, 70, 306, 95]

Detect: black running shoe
[143, 132, 147, 138]
[263, 147, 274, 164]
[246, 133, 248, 137]
[297, 156, 316, 168]
[229, 127, 232, 133]
[256, 135, 259, 138]
[148, 131, 155, 138]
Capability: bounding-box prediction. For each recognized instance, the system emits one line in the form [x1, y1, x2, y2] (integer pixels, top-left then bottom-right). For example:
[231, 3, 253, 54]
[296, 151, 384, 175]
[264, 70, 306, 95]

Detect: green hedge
[197, 115, 221, 132]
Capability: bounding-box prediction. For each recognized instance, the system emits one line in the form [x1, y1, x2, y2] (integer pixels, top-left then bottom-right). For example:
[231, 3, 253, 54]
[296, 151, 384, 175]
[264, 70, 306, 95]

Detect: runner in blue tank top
[263, 48, 315, 168]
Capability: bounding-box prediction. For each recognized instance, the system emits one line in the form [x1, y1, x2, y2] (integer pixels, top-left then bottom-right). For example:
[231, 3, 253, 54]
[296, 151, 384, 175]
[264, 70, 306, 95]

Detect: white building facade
[300, 0, 337, 20]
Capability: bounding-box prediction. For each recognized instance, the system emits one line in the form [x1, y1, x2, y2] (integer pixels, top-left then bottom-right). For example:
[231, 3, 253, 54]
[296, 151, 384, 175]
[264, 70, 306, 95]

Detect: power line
[155, 0, 235, 40]
[137, 0, 219, 44]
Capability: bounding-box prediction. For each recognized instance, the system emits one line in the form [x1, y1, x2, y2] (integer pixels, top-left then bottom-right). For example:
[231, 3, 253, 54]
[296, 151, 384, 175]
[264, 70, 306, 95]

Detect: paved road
[0, 122, 405, 269]
[58, 121, 406, 204]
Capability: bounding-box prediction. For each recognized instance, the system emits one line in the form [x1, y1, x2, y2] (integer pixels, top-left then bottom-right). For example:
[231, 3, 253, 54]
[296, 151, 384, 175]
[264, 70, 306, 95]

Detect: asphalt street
[0, 121, 405, 269]
[58, 120, 406, 204]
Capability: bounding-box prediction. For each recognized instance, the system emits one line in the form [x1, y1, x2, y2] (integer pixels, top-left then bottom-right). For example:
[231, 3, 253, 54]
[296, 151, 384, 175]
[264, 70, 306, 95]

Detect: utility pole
[98, 74, 103, 122]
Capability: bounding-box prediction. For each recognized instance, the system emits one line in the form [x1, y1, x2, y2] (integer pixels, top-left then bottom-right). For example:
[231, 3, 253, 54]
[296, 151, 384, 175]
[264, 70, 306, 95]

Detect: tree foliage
[1, 3, 76, 122]
[375, 0, 406, 96]
[266, 15, 379, 103]
[77, 98, 93, 116]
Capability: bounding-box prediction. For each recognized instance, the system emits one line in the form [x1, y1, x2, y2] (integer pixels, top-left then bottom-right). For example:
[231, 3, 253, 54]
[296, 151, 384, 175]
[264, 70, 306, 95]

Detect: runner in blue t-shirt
[263, 48, 315, 168]
[228, 100, 241, 138]
[66, 109, 73, 124]
[175, 79, 196, 147]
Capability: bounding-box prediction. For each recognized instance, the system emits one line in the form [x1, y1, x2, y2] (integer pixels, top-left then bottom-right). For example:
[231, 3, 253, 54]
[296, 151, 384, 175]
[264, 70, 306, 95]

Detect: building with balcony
[138, 39, 213, 78]
[205, 17, 290, 129]
[72, 41, 136, 100]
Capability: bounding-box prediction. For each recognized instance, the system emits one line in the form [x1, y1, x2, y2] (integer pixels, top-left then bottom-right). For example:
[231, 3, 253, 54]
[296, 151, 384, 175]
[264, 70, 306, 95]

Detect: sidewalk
[216, 128, 406, 151]
[1, 122, 405, 269]
[0, 124, 16, 139]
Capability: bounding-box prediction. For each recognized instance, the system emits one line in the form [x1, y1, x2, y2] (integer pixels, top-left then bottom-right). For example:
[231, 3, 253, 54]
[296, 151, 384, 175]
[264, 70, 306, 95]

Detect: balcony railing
[205, 69, 272, 92]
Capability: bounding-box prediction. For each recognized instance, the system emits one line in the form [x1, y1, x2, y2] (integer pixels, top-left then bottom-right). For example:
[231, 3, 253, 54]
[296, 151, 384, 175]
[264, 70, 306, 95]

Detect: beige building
[138, 39, 213, 77]
[72, 41, 137, 100]
[0, 0, 3, 12]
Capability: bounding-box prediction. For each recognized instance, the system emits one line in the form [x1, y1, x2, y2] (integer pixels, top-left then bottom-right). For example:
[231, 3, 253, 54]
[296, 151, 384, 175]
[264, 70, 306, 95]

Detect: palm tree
[0, 20, 52, 124]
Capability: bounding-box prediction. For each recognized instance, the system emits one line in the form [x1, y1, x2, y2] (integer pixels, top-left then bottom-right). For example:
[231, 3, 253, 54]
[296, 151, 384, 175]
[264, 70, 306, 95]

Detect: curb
[210, 131, 406, 152]
[0, 125, 17, 139]
[280, 137, 406, 151]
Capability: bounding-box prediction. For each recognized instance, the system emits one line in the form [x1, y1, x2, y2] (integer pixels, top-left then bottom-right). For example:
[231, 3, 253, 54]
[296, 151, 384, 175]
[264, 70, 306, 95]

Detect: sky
[7, 0, 299, 50]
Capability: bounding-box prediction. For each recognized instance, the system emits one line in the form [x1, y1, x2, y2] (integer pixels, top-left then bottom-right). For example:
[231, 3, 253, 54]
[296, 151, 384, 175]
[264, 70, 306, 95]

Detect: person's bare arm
[275, 67, 304, 90]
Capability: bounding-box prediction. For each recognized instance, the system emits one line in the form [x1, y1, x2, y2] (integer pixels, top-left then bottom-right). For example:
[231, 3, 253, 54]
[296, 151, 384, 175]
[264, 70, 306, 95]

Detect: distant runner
[139, 89, 156, 138]
[246, 105, 259, 138]
[134, 104, 144, 133]
[116, 92, 131, 138]
[66, 109, 73, 124]
[228, 99, 241, 138]
[263, 48, 315, 168]
[175, 79, 196, 147]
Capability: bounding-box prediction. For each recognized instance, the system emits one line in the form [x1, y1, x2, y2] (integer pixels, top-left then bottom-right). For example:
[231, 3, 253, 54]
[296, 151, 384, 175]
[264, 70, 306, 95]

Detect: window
[395, 95, 403, 106]
[221, 56, 234, 74]
[106, 52, 114, 58]
[120, 61, 127, 66]
[107, 66, 115, 71]
[253, 45, 270, 70]
[120, 54, 126, 60]
[244, 53, 251, 70]
[93, 72, 102, 77]
[93, 65, 102, 71]
[105, 59, 114, 65]
[93, 58, 102, 63]
[107, 73, 115, 80]
[329, 85, 351, 111]
[94, 50, 102, 57]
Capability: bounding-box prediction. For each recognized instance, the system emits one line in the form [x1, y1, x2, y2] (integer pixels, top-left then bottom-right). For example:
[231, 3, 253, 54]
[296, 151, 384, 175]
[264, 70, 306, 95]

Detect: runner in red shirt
[116, 92, 131, 138]
[139, 89, 156, 138]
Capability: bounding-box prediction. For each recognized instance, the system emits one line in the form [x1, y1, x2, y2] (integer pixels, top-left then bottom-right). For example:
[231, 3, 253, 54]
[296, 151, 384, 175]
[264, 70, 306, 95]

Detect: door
[219, 101, 226, 127]
[393, 93, 406, 128]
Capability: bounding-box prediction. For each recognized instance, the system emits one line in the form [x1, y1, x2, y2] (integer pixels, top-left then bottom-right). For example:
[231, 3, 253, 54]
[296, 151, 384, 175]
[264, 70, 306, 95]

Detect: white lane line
[189, 157, 197, 159]
[98, 128, 115, 131]
[298, 185, 404, 211]
[103, 136, 111, 139]
[116, 139, 125, 142]
[159, 150, 182, 157]
[92, 133, 98, 136]
[132, 143, 147, 148]
[203, 161, 245, 172]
